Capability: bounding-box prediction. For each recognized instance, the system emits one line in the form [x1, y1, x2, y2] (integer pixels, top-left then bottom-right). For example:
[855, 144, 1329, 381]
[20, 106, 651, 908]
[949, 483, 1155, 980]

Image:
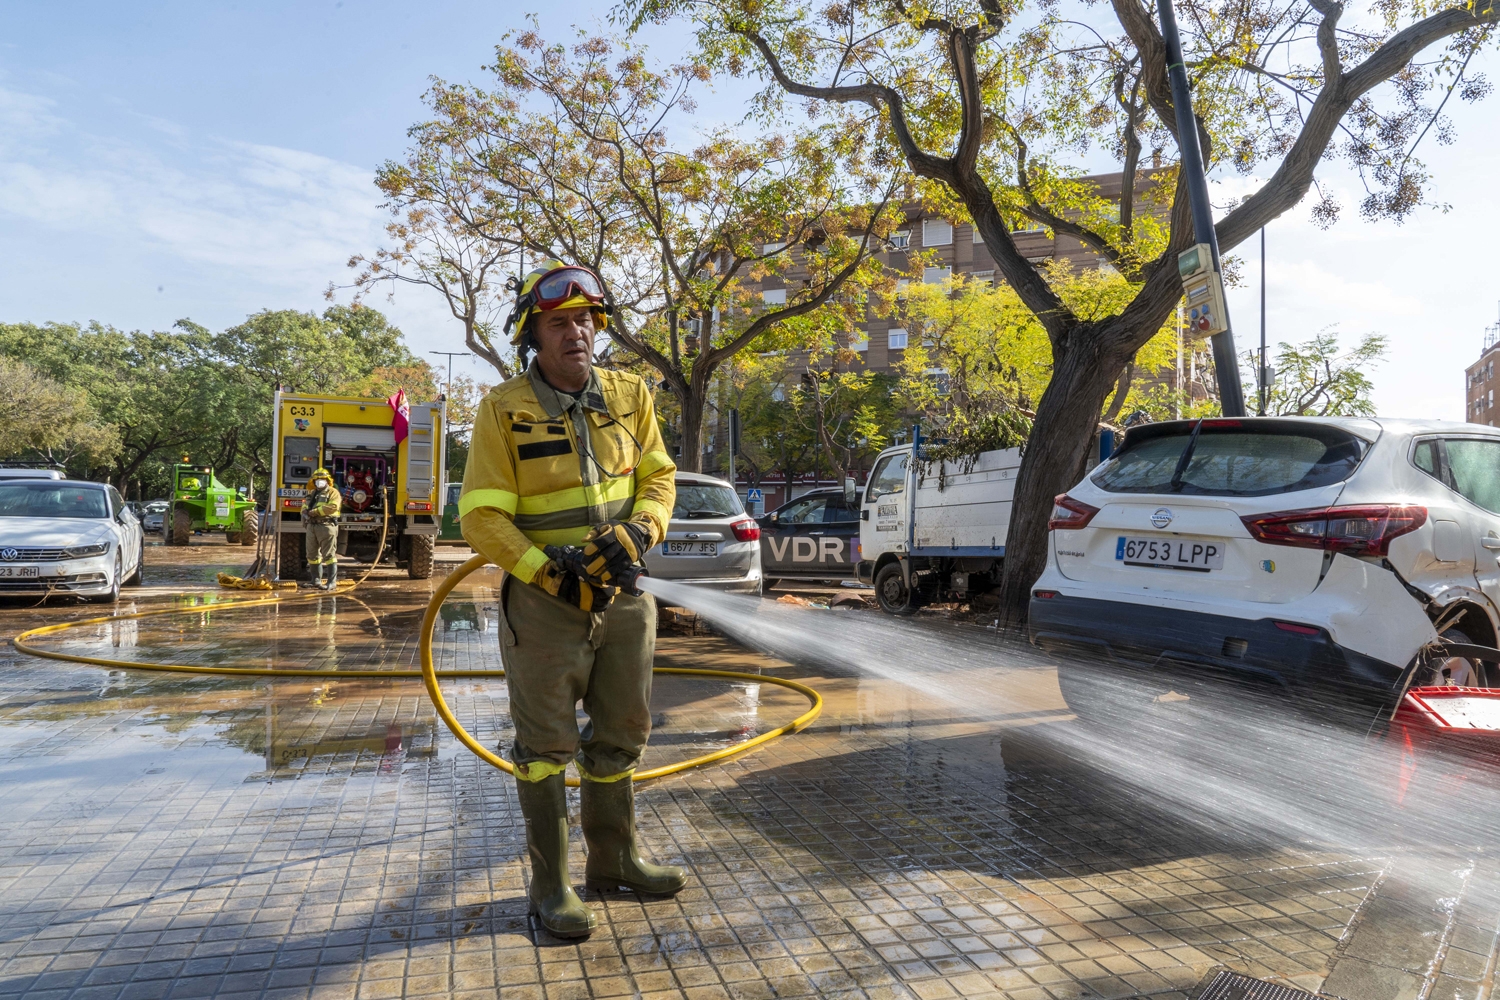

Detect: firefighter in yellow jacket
[459, 261, 684, 938]
[300, 467, 342, 590]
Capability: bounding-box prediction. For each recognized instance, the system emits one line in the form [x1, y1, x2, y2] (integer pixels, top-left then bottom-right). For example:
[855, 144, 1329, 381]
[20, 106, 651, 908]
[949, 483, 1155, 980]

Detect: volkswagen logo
[1150, 508, 1174, 529]
[0, 548, 17, 561]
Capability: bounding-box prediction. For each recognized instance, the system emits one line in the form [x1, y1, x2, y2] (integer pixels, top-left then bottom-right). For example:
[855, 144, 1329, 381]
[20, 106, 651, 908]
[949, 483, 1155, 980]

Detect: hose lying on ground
[12, 552, 824, 785]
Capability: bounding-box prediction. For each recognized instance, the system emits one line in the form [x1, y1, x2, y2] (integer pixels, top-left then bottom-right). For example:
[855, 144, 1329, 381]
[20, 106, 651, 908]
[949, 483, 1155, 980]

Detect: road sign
[746, 488, 764, 502]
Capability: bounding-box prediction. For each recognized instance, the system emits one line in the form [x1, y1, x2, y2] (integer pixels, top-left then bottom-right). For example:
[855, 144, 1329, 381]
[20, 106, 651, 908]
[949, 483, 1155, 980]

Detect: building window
[923, 266, 952, 284]
[849, 331, 868, 352]
[761, 288, 787, 306]
[969, 269, 995, 287]
[921, 219, 953, 247]
[889, 231, 911, 250]
[1013, 218, 1046, 234]
[762, 241, 787, 255]
[887, 328, 908, 350]
[972, 225, 983, 245]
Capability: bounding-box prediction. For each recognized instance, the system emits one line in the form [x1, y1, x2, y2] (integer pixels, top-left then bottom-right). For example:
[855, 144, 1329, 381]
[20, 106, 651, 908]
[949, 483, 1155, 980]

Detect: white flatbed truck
[855, 442, 1022, 614]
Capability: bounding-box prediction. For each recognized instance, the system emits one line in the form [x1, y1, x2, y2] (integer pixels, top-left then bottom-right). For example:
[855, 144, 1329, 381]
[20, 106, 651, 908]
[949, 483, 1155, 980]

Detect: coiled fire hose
[12, 553, 823, 785]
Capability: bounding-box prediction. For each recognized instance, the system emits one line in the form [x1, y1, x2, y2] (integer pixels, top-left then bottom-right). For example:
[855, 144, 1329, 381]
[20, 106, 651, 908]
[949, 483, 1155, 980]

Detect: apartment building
[750, 171, 1156, 377]
[1466, 326, 1500, 426]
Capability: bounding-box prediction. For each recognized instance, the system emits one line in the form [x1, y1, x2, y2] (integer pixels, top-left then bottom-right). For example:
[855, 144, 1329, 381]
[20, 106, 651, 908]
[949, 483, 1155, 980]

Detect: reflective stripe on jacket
[301, 487, 343, 524]
[458, 365, 676, 584]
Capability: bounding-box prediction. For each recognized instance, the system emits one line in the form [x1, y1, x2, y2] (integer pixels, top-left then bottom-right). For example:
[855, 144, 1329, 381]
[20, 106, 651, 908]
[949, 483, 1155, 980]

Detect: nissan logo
[1150, 508, 1174, 529]
[0, 548, 16, 561]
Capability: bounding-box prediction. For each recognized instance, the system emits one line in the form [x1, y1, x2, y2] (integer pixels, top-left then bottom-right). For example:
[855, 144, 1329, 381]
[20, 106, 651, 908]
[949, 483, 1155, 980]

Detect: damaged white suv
[1030, 418, 1500, 708]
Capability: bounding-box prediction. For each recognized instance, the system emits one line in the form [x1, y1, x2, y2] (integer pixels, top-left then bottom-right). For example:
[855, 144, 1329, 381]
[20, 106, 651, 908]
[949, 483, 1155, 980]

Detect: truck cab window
[865, 454, 908, 503]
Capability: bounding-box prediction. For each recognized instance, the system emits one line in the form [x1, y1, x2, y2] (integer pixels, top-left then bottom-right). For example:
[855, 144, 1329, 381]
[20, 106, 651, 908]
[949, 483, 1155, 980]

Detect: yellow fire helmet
[311, 468, 333, 484]
[503, 260, 612, 344]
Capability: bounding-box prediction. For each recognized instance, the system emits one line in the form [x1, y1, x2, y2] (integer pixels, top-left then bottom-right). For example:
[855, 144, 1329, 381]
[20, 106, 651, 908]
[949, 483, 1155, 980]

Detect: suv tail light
[1241, 505, 1427, 557]
[730, 517, 761, 542]
[1048, 494, 1100, 530]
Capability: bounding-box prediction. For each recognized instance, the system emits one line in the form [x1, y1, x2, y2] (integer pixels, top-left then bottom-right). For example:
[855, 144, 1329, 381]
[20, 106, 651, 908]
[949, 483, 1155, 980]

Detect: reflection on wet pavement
[1, 565, 1494, 1000]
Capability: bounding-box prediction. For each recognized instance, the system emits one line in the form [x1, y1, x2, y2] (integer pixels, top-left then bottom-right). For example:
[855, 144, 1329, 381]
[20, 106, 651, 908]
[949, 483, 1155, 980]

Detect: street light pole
[1156, 0, 1247, 417]
[1259, 227, 1268, 416]
[428, 351, 471, 395]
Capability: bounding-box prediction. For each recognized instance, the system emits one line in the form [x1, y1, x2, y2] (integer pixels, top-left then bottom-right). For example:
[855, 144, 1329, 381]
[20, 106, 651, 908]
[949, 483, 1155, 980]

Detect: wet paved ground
[1, 538, 1497, 1000]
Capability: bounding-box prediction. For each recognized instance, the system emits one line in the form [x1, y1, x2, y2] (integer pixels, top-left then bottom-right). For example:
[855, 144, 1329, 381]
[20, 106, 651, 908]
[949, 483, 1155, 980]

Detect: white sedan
[0, 480, 144, 602]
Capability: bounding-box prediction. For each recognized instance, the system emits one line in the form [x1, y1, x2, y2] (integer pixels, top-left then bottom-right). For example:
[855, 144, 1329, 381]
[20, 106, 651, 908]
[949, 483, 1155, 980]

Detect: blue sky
[1, 2, 1495, 418]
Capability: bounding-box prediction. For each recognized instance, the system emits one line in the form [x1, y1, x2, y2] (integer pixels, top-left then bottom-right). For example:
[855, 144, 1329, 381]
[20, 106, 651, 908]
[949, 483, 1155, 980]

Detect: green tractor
[169, 464, 260, 548]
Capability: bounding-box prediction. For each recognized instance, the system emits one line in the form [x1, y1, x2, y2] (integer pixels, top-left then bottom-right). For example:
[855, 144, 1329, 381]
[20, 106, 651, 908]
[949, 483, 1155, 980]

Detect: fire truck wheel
[241, 510, 259, 548]
[407, 534, 435, 580]
[171, 506, 193, 547]
[279, 533, 309, 581]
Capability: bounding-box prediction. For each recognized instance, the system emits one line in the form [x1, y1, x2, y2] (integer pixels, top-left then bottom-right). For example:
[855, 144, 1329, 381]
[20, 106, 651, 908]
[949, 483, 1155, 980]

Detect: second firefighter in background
[459, 260, 683, 939]
[301, 467, 342, 590]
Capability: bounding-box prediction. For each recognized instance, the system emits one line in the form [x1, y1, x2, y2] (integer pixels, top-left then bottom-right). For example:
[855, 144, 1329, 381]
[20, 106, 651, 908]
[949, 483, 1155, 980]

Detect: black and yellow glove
[581, 519, 654, 587]
[533, 558, 616, 612]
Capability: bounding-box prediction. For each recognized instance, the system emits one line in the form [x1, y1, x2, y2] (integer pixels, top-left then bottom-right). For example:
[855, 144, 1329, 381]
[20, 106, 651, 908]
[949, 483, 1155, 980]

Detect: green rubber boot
[581, 777, 687, 896]
[514, 773, 596, 938]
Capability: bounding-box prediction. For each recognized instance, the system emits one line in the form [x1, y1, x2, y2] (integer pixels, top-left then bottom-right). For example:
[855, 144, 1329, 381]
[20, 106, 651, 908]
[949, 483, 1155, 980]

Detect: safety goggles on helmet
[532, 265, 606, 311]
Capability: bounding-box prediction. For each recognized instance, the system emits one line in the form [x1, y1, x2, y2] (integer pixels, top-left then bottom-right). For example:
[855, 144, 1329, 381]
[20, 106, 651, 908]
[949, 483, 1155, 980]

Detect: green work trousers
[305, 523, 337, 566]
[499, 575, 656, 780]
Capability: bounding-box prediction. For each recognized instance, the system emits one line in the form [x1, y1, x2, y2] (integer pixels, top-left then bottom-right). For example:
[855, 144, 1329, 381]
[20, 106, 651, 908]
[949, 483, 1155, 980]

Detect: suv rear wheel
[1427, 624, 1494, 688]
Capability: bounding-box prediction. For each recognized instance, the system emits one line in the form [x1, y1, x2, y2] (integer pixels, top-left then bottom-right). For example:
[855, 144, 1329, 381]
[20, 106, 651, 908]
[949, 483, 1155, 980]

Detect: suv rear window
[1093, 421, 1369, 497]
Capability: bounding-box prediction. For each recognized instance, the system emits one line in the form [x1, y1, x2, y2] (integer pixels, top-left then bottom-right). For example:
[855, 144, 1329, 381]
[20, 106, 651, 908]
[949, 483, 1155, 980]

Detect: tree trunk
[998, 327, 1131, 620]
[678, 387, 705, 473]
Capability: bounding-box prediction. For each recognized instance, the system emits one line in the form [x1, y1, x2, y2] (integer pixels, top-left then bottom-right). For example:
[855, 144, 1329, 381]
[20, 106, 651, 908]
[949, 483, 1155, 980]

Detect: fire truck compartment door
[325, 426, 397, 450]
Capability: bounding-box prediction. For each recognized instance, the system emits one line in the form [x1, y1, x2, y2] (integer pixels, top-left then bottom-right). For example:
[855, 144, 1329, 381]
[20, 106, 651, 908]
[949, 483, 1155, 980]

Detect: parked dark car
[756, 487, 861, 587]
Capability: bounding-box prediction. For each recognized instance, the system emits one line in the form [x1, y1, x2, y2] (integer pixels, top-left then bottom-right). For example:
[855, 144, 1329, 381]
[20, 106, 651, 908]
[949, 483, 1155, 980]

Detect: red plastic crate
[1387, 686, 1500, 806]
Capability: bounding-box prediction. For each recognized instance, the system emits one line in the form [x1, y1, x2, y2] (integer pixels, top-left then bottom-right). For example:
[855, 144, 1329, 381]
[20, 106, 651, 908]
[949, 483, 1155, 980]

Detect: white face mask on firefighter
[315, 479, 328, 489]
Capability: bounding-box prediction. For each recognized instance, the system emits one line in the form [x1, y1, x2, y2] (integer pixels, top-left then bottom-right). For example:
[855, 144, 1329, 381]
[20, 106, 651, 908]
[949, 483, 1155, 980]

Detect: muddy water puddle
[2, 583, 810, 784]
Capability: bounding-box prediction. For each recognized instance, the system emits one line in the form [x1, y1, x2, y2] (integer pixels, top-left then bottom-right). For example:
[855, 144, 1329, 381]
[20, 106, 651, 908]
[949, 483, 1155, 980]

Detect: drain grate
[1196, 970, 1320, 1000]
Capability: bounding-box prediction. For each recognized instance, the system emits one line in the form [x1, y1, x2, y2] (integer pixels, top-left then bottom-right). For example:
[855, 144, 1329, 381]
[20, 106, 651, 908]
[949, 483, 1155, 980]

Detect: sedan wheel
[124, 540, 144, 586]
[90, 554, 122, 604]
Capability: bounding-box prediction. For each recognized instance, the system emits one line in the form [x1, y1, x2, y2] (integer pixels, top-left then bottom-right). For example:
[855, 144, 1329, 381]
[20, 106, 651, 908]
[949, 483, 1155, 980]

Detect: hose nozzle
[544, 544, 646, 597]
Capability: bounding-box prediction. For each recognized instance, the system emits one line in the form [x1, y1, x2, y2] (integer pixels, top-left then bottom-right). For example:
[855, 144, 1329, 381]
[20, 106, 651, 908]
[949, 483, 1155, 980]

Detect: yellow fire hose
[11, 553, 823, 785]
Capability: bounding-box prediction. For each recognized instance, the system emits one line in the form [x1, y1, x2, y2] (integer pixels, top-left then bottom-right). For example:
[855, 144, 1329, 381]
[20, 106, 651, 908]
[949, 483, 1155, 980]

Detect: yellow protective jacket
[300, 486, 342, 524]
[459, 365, 676, 585]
